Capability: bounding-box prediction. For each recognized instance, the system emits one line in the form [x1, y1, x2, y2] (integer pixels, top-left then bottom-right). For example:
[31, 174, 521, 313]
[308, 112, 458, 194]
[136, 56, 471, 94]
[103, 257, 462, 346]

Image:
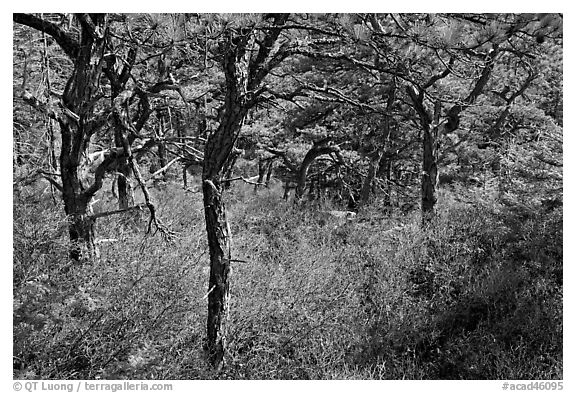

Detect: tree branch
[90, 203, 148, 220]
[13, 13, 80, 59]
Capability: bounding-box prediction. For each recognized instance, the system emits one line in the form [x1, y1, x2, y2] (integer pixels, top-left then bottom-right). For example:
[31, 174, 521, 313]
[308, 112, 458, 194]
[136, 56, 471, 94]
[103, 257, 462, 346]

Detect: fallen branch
[90, 203, 147, 220]
[221, 176, 264, 186]
[147, 156, 181, 182]
[95, 238, 118, 244]
[223, 258, 251, 264]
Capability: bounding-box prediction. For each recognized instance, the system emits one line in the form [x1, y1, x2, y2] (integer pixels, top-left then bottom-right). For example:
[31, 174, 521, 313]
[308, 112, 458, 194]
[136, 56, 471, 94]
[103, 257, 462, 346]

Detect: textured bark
[405, 46, 498, 224]
[117, 164, 134, 209]
[59, 118, 98, 261]
[113, 130, 134, 209]
[254, 158, 267, 193]
[254, 158, 274, 192]
[203, 179, 232, 369]
[203, 63, 247, 371]
[359, 151, 383, 206]
[360, 72, 395, 208]
[202, 14, 290, 370]
[380, 156, 392, 207]
[421, 101, 441, 223]
[56, 14, 107, 262]
[202, 117, 245, 370]
[66, 203, 97, 262]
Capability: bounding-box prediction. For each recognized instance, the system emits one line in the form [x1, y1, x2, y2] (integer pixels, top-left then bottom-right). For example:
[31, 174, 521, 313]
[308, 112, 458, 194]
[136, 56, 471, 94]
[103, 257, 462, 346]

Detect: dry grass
[13, 181, 562, 379]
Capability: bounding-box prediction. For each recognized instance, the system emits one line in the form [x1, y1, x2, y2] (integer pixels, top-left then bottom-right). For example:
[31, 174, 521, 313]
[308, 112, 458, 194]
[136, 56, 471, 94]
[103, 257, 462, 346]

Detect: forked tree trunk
[56, 15, 107, 263]
[201, 13, 289, 370]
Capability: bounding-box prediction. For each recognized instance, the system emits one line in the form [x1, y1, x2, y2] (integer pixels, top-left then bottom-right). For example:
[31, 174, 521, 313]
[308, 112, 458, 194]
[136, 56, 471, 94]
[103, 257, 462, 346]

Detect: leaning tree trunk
[295, 141, 344, 200]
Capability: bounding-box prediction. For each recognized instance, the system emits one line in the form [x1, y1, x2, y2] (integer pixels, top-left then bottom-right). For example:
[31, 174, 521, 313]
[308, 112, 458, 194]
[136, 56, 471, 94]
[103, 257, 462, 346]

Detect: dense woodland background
[13, 13, 562, 379]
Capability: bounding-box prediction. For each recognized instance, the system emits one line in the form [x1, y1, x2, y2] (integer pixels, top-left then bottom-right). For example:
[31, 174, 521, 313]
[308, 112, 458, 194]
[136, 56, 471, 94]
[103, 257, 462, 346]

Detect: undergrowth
[13, 182, 562, 379]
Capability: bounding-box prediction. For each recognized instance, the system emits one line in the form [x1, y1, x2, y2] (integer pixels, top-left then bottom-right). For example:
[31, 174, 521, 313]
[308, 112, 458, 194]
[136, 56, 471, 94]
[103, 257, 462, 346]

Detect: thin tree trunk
[381, 157, 392, 207]
[264, 160, 274, 187]
[359, 71, 395, 208]
[201, 14, 289, 370]
[203, 108, 247, 370]
[254, 158, 267, 193]
[421, 101, 441, 222]
[41, 25, 59, 204]
[359, 150, 383, 206]
[203, 178, 232, 370]
[117, 164, 134, 209]
[113, 129, 134, 209]
[178, 117, 188, 188]
[157, 109, 168, 181]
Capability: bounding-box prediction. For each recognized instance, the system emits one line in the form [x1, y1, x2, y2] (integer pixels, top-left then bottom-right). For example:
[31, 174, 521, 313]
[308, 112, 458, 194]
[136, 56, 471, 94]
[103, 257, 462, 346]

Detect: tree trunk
[202, 108, 247, 370]
[421, 101, 441, 223]
[157, 111, 168, 182]
[295, 142, 344, 200]
[113, 130, 134, 209]
[381, 157, 392, 207]
[66, 204, 97, 262]
[201, 14, 290, 370]
[60, 124, 97, 262]
[202, 178, 232, 369]
[254, 158, 267, 193]
[117, 164, 134, 209]
[178, 117, 188, 188]
[264, 160, 274, 187]
[359, 150, 383, 207]
[254, 158, 274, 193]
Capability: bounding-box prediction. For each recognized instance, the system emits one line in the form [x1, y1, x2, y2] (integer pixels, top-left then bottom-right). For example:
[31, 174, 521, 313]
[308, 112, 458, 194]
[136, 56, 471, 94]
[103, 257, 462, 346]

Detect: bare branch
[90, 203, 148, 220]
[14, 13, 80, 59]
[147, 157, 181, 182]
[221, 176, 264, 186]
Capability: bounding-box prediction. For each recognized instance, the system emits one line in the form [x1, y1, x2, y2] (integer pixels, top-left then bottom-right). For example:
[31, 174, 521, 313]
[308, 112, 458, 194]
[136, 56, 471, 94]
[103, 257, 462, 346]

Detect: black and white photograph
[12, 11, 564, 385]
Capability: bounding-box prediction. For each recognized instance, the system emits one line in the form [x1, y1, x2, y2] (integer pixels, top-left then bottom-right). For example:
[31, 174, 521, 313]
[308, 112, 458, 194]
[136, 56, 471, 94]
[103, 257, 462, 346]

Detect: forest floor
[13, 180, 563, 379]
